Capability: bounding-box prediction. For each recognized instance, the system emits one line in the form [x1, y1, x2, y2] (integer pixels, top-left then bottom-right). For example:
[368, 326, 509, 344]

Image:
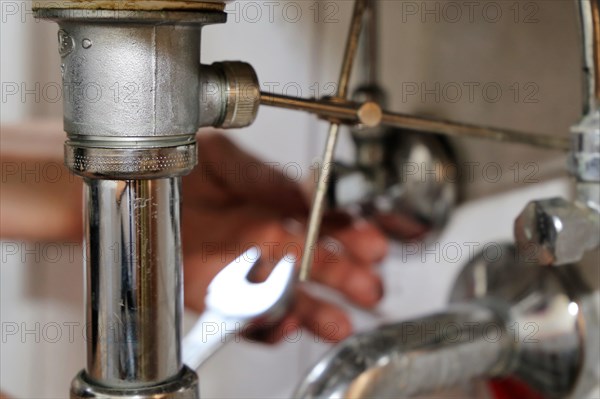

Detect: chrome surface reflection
[331, 129, 459, 242]
[294, 303, 511, 398]
[84, 178, 183, 388]
[295, 245, 599, 399]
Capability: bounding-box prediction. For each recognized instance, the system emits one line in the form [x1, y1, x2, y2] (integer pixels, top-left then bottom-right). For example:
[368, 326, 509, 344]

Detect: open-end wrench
[183, 247, 296, 370]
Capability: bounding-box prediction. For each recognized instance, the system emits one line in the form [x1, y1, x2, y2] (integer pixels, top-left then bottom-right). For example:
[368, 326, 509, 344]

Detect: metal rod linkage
[578, 0, 600, 113]
[364, 0, 379, 86]
[260, 92, 361, 121]
[260, 92, 570, 151]
[380, 111, 570, 151]
[299, 0, 368, 281]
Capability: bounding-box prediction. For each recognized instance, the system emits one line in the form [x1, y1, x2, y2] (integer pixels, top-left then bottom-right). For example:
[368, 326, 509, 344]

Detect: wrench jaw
[205, 247, 262, 293]
[205, 248, 297, 320]
[247, 264, 296, 324]
[183, 248, 297, 370]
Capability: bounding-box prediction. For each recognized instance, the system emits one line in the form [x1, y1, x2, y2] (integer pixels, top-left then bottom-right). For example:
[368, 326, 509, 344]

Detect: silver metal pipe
[572, 0, 600, 212]
[83, 178, 183, 388]
[297, 244, 593, 399]
[33, 5, 249, 396]
[577, 0, 600, 114]
[34, 8, 228, 181]
[294, 303, 512, 398]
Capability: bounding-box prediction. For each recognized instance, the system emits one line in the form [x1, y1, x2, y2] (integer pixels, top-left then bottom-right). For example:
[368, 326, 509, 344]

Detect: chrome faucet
[295, 245, 599, 399]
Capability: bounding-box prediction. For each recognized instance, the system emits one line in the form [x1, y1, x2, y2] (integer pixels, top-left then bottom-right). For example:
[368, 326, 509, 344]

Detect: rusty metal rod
[299, 0, 368, 282]
[338, 0, 367, 99]
[260, 92, 570, 151]
[380, 111, 570, 151]
[260, 92, 383, 127]
[364, 0, 379, 85]
[260, 92, 360, 121]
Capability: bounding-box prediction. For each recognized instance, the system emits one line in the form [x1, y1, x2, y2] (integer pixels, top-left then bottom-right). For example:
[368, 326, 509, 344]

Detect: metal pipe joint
[296, 245, 598, 399]
[199, 62, 260, 129]
[513, 0, 600, 267]
[36, 7, 259, 180]
[34, 3, 259, 398]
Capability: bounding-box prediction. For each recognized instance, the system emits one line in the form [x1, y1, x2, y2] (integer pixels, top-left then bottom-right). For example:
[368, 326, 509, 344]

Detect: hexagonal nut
[514, 197, 600, 266]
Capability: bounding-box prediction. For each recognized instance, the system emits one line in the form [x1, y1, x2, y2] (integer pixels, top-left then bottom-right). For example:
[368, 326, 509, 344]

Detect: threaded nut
[514, 197, 600, 266]
[216, 62, 260, 129]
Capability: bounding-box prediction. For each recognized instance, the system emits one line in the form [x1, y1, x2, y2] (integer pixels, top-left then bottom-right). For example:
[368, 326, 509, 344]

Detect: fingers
[311, 242, 384, 308]
[242, 221, 384, 309]
[322, 217, 389, 265]
[292, 289, 352, 342]
[183, 250, 220, 314]
[182, 205, 384, 350]
[243, 313, 301, 344]
[242, 288, 353, 344]
[183, 201, 386, 312]
[373, 212, 429, 241]
[182, 205, 270, 313]
[1, 159, 83, 241]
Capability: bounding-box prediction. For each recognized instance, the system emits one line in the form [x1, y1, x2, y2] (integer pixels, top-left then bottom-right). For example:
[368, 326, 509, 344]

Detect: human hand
[0, 123, 389, 343]
[181, 132, 389, 343]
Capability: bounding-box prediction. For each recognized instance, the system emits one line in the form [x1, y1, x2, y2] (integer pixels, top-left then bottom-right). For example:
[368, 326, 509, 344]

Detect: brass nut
[217, 62, 260, 129]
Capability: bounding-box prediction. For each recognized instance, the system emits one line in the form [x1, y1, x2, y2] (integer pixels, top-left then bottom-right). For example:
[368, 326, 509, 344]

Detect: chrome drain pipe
[34, 2, 260, 397]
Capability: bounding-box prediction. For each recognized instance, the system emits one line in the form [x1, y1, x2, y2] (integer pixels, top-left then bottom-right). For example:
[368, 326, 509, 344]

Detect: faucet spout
[296, 244, 594, 399]
[294, 303, 513, 399]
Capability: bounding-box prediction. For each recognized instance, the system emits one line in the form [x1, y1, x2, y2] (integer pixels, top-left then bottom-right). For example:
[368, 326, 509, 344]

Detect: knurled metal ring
[34, 1, 226, 12]
[65, 142, 197, 179]
[218, 62, 260, 129]
[35, 8, 227, 25]
[71, 367, 199, 398]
